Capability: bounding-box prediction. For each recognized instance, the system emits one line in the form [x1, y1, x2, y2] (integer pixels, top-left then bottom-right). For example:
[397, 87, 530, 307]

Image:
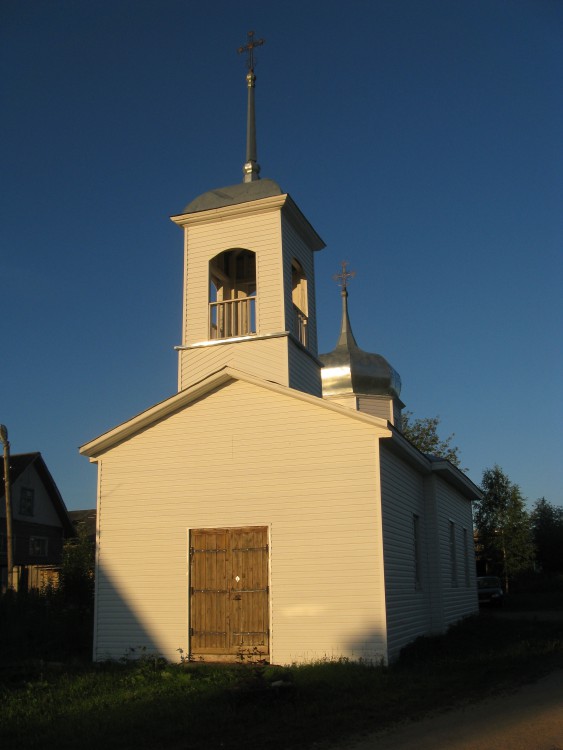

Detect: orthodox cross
[333, 261, 356, 292]
[237, 30, 265, 72]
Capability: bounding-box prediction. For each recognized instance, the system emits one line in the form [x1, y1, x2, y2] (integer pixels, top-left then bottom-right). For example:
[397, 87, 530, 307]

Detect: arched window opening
[291, 260, 308, 347]
[209, 249, 256, 339]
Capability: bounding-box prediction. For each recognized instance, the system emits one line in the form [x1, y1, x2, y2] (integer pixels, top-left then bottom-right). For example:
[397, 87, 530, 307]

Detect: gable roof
[80, 366, 392, 459]
[1, 452, 75, 536]
[79, 366, 480, 502]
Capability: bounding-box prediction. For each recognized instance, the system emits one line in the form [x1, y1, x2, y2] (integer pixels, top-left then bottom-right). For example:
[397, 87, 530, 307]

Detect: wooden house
[1, 452, 75, 591]
[80, 57, 480, 664]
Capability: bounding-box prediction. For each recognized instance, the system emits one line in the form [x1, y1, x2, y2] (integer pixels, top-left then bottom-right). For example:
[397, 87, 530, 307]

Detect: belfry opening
[209, 249, 257, 339]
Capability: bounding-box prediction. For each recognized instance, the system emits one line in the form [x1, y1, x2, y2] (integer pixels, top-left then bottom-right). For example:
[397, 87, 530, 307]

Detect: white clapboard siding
[287, 339, 322, 396]
[93, 379, 389, 665]
[183, 209, 284, 344]
[357, 396, 395, 423]
[282, 216, 319, 356]
[322, 395, 359, 411]
[379, 445, 431, 660]
[175, 200, 323, 396]
[180, 336, 290, 390]
[434, 477, 479, 624]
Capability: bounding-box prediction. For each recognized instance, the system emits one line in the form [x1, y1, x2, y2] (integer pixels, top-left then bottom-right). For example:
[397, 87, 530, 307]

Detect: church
[80, 36, 479, 664]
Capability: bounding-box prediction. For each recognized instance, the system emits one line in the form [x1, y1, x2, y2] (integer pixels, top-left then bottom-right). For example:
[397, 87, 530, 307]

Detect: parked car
[477, 576, 504, 606]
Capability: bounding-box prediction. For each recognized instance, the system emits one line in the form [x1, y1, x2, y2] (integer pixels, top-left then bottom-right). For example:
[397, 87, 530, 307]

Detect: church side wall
[434, 477, 479, 624]
[379, 445, 431, 661]
[92, 380, 389, 665]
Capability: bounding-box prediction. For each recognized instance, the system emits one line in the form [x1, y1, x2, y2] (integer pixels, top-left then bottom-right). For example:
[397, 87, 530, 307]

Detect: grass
[1, 612, 563, 750]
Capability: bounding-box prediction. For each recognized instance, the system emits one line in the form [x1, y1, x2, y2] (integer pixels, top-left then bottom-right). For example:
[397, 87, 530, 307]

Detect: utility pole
[0, 425, 14, 590]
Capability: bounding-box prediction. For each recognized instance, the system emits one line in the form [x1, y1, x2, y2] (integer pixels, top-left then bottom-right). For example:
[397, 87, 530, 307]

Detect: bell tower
[172, 33, 325, 396]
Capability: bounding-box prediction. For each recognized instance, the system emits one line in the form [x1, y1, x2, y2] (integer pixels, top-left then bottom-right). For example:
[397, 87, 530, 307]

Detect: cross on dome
[333, 261, 356, 292]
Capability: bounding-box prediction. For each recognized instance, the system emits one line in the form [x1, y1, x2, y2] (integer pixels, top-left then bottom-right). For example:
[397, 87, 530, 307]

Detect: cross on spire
[237, 30, 265, 73]
[237, 31, 264, 183]
[333, 261, 356, 292]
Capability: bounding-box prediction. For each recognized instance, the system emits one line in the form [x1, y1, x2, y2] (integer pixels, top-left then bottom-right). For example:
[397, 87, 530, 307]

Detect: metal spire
[332, 262, 358, 348]
[237, 31, 264, 183]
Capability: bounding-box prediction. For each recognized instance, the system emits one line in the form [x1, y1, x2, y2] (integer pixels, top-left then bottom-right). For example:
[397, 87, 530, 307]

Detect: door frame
[188, 525, 271, 662]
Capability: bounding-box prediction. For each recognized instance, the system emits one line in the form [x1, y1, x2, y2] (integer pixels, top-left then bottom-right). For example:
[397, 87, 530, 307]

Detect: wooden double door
[190, 527, 269, 658]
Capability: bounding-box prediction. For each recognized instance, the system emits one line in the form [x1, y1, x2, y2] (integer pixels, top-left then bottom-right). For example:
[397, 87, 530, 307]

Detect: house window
[29, 537, 48, 557]
[449, 521, 458, 587]
[463, 527, 470, 586]
[209, 249, 256, 339]
[20, 487, 35, 516]
[413, 514, 422, 590]
[291, 259, 308, 347]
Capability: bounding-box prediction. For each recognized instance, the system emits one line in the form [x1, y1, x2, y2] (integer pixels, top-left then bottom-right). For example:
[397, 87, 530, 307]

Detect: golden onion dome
[320, 288, 402, 400]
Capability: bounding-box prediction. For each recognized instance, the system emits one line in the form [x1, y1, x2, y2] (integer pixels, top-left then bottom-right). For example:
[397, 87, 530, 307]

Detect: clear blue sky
[1, 0, 561, 510]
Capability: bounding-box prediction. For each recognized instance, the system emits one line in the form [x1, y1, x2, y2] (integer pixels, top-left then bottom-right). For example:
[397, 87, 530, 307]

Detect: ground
[327, 607, 563, 750]
[332, 668, 563, 750]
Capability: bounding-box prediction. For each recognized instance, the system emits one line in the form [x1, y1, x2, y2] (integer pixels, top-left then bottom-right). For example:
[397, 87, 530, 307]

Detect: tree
[531, 498, 563, 574]
[474, 465, 534, 591]
[60, 521, 95, 606]
[401, 410, 462, 467]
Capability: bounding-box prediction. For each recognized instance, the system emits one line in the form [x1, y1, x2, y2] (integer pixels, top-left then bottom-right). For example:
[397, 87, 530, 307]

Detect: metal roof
[320, 289, 402, 400]
[181, 178, 283, 214]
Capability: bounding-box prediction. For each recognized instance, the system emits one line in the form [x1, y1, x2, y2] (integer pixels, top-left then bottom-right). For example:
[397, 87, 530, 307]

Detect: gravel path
[332, 669, 563, 750]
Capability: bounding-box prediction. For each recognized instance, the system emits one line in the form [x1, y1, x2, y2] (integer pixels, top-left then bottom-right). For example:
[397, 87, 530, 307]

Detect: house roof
[1, 452, 76, 536]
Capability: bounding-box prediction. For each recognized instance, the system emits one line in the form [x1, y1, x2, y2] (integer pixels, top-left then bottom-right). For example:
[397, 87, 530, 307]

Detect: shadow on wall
[343, 633, 388, 665]
[94, 558, 391, 665]
[93, 560, 179, 662]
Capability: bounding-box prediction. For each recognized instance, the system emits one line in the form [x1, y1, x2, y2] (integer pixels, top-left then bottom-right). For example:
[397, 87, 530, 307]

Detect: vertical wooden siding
[190, 527, 269, 656]
[93, 380, 388, 665]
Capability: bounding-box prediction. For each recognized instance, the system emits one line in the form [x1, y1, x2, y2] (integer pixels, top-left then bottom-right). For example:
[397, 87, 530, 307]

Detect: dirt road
[334, 669, 563, 750]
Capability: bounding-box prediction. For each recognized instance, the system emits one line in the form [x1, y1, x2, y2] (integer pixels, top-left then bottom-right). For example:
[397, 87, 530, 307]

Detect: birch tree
[474, 465, 534, 591]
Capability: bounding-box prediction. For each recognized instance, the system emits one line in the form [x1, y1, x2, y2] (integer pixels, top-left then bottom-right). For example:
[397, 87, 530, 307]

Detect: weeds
[1, 613, 562, 750]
